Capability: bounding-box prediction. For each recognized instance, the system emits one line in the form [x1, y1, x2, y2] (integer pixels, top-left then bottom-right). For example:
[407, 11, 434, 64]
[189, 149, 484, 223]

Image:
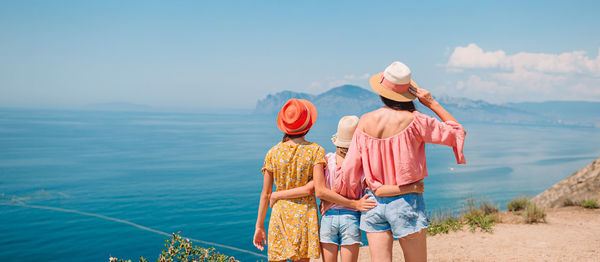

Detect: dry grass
[523, 202, 546, 223]
[480, 200, 499, 215]
[506, 195, 528, 212]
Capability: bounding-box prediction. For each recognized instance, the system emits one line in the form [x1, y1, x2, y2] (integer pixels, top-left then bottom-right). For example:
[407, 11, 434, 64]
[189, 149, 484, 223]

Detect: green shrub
[582, 200, 599, 209]
[110, 232, 238, 262]
[523, 203, 546, 223]
[458, 196, 496, 233]
[507, 196, 529, 212]
[463, 209, 496, 233]
[427, 210, 463, 236]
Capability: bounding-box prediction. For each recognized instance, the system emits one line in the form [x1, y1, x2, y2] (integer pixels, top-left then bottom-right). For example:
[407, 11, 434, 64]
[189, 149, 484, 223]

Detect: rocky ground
[311, 206, 599, 262]
[323, 207, 599, 262]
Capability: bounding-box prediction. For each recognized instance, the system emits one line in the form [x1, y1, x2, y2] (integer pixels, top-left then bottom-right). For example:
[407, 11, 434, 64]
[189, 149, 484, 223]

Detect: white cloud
[328, 79, 351, 88]
[343, 73, 371, 80]
[447, 44, 600, 75]
[444, 44, 600, 102]
[305, 73, 372, 94]
[327, 73, 371, 88]
[310, 81, 322, 88]
[447, 44, 509, 69]
[452, 75, 512, 100]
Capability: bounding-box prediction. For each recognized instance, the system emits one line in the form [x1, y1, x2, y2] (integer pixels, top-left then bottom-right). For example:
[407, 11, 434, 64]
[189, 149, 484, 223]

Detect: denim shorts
[319, 208, 362, 246]
[360, 190, 429, 239]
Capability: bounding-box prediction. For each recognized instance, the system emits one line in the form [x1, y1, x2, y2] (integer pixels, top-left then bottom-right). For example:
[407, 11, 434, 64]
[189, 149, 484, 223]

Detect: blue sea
[1, 108, 599, 261]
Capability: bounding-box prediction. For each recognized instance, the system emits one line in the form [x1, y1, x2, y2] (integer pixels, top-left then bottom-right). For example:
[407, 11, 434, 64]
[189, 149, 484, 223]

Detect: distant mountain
[255, 85, 380, 117]
[255, 85, 600, 127]
[254, 91, 315, 115]
[432, 95, 542, 125]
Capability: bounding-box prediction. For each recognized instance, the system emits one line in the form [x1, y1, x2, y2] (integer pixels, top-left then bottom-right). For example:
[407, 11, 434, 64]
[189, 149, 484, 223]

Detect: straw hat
[277, 99, 318, 135]
[332, 115, 359, 148]
[369, 61, 418, 102]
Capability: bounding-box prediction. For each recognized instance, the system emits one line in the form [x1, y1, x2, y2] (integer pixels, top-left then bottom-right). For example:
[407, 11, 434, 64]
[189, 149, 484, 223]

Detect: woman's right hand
[253, 227, 267, 251]
[353, 194, 377, 211]
[269, 192, 279, 208]
[409, 86, 438, 108]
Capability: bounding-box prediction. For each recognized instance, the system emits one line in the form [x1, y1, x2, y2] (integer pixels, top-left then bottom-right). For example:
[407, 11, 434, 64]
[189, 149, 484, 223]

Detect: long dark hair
[380, 96, 416, 112]
[282, 130, 309, 142]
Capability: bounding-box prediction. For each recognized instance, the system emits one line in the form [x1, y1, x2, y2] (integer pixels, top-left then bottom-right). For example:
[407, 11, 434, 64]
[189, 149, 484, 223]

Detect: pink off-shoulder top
[334, 111, 466, 199]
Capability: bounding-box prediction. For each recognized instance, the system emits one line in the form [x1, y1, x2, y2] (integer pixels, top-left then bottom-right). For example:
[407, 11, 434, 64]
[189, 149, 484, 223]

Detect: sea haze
[255, 85, 600, 127]
[0, 108, 599, 261]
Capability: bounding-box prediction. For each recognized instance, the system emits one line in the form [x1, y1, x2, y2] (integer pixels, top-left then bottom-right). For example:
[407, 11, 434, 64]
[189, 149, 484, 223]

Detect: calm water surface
[1, 109, 599, 261]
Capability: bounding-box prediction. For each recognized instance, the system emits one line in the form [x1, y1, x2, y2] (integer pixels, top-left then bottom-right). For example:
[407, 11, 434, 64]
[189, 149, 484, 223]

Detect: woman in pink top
[335, 62, 466, 262]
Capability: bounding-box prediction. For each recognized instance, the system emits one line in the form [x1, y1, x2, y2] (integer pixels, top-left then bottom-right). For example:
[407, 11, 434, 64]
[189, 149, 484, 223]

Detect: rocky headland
[531, 157, 600, 208]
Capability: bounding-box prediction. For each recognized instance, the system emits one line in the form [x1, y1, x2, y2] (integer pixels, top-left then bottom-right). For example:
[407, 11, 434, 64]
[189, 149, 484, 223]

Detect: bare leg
[340, 243, 360, 262]
[320, 242, 339, 262]
[366, 231, 393, 262]
[398, 228, 427, 262]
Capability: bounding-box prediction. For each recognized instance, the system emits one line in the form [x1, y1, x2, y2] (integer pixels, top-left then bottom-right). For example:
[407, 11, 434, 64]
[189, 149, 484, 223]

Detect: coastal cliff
[531, 157, 600, 208]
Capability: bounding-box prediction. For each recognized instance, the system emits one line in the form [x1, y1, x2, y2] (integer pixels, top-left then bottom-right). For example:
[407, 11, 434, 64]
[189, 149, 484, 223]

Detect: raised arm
[313, 163, 376, 211]
[253, 170, 273, 251]
[409, 86, 466, 164]
[269, 180, 315, 208]
[374, 181, 424, 197]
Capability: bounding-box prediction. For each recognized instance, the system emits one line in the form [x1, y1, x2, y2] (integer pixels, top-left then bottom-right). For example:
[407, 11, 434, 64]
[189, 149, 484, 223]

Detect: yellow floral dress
[262, 141, 326, 261]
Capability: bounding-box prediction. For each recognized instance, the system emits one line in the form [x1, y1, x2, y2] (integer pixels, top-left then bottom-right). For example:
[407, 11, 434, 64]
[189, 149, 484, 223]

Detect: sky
[1, 0, 599, 110]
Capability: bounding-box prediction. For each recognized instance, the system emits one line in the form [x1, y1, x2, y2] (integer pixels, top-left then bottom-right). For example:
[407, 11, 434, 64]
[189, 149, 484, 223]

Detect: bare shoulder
[358, 109, 384, 128]
[359, 110, 377, 120]
[361, 108, 417, 138]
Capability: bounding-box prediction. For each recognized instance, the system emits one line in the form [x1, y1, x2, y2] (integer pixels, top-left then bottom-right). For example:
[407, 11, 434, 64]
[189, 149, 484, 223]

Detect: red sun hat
[277, 99, 318, 135]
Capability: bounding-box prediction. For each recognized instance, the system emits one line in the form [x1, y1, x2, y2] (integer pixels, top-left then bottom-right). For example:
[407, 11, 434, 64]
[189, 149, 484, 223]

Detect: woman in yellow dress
[253, 98, 325, 261]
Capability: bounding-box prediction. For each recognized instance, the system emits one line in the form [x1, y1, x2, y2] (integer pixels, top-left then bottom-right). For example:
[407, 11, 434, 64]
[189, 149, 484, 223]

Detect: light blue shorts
[319, 208, 362, 246]
[360, 190, 429, 239]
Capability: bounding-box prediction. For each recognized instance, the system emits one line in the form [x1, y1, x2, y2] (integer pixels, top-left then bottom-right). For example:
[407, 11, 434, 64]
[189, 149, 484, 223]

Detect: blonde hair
[336, 147, 348, 158]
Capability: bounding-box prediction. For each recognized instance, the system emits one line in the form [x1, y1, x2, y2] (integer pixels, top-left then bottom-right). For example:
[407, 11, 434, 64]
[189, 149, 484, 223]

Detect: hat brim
[277, 99, 318, 135]
[332, 135, 351, 148]
[369, 72, 417, 102]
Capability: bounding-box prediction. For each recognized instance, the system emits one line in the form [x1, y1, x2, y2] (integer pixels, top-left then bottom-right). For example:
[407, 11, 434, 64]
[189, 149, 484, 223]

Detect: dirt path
[314, 207, 600, 261]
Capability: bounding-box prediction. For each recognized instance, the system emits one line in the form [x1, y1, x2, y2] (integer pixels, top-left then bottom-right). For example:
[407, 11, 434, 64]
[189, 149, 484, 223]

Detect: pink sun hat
[369, 61, 418, 102]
